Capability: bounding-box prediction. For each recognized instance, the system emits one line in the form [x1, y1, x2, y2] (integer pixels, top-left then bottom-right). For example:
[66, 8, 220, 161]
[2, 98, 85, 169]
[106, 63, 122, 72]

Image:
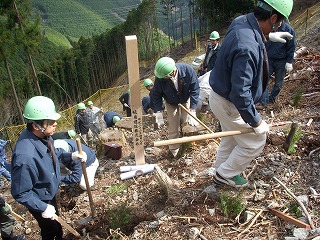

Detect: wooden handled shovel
[178, 103, 214, 133]
[53, 214, 81, 237]
[75, 138, 96, 221]
[154, 121, 292, 147]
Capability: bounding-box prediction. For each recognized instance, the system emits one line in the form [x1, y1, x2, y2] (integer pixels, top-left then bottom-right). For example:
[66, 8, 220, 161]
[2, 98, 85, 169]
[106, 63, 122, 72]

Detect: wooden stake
[125, 35, 145, 165]
[269, 208, 311, 229]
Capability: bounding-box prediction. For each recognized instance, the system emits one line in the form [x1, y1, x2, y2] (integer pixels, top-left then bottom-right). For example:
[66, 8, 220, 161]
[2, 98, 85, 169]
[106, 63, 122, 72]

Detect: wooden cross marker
[125, 35, 145, 165]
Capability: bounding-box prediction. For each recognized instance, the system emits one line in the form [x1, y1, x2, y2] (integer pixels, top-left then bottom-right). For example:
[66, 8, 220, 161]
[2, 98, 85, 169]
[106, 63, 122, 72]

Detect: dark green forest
[4, 0, 287, 127]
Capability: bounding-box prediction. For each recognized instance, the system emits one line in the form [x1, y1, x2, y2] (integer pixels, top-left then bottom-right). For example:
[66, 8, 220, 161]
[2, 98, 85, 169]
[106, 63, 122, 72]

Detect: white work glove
[269, 32, 293, 43]
[154, 112, 164, 127]
[253, 120, 269, 134]
[41, 204, 56, 219]
[71, 151, 87, 162]
[123, 103, 130, 108]
[285, 63, 293, 72]
[187, 111, 199, 126]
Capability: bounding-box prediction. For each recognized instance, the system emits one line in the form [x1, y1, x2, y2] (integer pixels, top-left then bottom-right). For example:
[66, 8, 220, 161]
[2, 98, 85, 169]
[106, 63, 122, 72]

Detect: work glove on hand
[269, 32, 293, 43]
[253, 120, 269, 134]
[71, 151, 87, 162]
[41, 204, 56, 219]
[187, 111, 199, 126]
[154, 112, 164, 127]
[285, 63, 293, 72]
[123, 103, 130, 108]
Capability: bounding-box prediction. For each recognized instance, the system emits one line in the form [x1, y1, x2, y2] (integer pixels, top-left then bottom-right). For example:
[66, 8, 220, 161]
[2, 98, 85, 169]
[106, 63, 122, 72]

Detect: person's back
[102, 111, 121, 128]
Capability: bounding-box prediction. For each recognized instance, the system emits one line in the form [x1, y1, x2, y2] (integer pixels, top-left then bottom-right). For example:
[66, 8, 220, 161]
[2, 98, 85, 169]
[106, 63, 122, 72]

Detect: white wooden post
[125, 35, 145, 165]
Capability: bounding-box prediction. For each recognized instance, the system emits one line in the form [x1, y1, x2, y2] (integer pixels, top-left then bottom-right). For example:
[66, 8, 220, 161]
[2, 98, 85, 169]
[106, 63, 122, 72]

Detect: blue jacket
[266, 21, 296, 63]
[103, 111, 122, 128]
[209, 13, 266, 127]
[59, 139, 97, 185]
[11, 129, 71, 212]
[0, 139, 8, 166]
[151, 63, 200, 112]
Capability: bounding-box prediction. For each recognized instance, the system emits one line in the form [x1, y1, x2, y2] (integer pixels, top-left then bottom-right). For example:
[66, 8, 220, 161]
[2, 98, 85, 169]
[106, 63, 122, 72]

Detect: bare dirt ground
[1, 10, 320, 240]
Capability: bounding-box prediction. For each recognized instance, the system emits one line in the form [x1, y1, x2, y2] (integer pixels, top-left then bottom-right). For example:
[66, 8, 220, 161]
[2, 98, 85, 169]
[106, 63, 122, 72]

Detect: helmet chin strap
[33, 122, 47, 136]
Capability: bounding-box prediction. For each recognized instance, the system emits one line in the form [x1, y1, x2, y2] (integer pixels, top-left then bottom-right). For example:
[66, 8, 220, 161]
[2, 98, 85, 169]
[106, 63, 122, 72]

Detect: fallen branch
[309, 147, 320, 158]
[272, 176, 315, 229]
[237, 209, 264, 238]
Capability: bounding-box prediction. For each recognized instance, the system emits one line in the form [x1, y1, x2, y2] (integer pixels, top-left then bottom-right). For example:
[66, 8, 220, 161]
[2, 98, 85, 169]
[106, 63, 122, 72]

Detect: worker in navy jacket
[151, 57, 200, 157]
[208, 0, 294, 188]
[11, 96, 87, 240]
[259, 21, 296, 105]
[54, 139, 99, 190]
[101, 111, 122, 128]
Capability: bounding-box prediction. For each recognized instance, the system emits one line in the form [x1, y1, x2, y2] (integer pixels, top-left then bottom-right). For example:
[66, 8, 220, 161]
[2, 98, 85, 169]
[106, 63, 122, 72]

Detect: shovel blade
[76, 217, 93, 225]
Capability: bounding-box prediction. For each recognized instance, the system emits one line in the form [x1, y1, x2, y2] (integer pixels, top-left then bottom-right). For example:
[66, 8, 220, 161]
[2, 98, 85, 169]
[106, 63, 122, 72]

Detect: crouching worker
[11, 96, 87, 240]
[54, 139, 99, 190]
[0, 196, 25, 240]
[101, 111, 122, 129]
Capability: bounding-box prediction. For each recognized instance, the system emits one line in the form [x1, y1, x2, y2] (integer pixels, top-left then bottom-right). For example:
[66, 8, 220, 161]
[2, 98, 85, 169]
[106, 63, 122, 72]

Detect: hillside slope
[31, 0, 141, 45]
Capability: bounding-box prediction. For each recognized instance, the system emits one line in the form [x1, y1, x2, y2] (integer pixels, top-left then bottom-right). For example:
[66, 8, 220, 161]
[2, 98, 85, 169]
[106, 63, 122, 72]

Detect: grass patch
[219, 192, 245, 219]
[287, 201, 302, 218]
[107, 183, 128, 196]
[108, 203, 132, 234]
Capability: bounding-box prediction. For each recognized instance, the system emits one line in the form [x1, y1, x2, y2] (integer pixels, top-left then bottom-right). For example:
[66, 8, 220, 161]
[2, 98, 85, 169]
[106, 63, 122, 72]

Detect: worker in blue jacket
[208, 0, 294, 188]
[259, 20, 296, 106]
[151, 57, 200, 157]
[0, 139, 11, 187]
[54, 139, 99, 190]
[11, 96, 87, 240]
[101, 111, 122, 128]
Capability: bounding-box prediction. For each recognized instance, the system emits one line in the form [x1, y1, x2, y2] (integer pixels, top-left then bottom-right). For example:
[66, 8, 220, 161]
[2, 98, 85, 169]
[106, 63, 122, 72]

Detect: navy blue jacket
[58, 139, 97, 185]
[209, 13, 266, 127]
[266, 21, 296, 63]
[103, 111, 122, 128]
[11, 129, 71, 212]
[151, 63, 200, 112]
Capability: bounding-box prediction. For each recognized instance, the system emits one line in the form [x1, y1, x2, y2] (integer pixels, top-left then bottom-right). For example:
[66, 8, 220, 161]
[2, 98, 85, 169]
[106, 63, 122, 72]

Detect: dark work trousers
[29, 196, 63, 240]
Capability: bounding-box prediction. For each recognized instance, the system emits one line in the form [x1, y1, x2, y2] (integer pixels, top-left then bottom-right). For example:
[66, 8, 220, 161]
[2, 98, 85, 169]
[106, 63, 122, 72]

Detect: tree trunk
[2, 51, 25, 124]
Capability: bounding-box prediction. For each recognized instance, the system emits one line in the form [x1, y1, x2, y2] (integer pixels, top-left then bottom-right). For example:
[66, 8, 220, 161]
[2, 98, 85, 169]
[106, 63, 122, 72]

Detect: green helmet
[144, 78, 153, 87]
[53, 139, 69, 152]
[113, 116, 121, 124]
[209, 31, 220, 40]
[77, 102, 86, 110]
[154, 57, 175, 79]
[23, 96, 61, 121]
[87, 101, 93, 106]
[67, 130, 76, 138]
[259, 0, 293, 19]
